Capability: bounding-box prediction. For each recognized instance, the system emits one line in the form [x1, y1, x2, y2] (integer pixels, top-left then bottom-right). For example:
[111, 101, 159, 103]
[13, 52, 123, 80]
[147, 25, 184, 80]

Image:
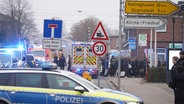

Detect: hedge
[147, 67, 166, 82]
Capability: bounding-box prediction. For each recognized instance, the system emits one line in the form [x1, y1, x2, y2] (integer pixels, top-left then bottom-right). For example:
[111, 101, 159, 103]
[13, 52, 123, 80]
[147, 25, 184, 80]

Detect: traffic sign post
[92, 41, 107, 87]
[92, 41, 107, 56]
[138, 34, 147, 46]
[43, 19, 62, 50]
[42, 39, 62, 50]
[125, 0, 179, 15]
[43, 19, 62, 38]
[91, 22, 109, 40]
[124, 17, 166, 29]
[91, 22, 109, 87]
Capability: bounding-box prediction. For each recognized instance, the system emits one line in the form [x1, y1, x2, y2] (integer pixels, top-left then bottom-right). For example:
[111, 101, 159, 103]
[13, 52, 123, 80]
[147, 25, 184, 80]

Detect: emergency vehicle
[0, 69, 144, 104]
[71, 42, 98, 78]
[29, 46, 50, 61]
[28, 46, 51, 67]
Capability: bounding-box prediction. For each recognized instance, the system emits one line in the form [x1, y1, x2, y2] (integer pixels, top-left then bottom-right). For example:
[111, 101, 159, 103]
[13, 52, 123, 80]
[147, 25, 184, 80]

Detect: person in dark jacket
[100, 57, 105, 76]
[104, 57, 109, 77]
[169, 56, 178, 89]
[53, 54, 58, 66]
[67, 55, 71, 71]
[109, 56, 116, 77]
[59, 54, 66, 70]
[170, 51, 184, 104]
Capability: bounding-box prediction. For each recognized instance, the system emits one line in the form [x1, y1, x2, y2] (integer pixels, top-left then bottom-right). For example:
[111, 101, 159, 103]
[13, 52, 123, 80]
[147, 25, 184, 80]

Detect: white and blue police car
[0, 69, 143, 104]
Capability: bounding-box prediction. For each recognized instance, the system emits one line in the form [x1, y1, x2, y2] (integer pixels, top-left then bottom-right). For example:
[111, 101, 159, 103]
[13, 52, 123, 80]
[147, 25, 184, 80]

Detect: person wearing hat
[171, 51, 184, 104]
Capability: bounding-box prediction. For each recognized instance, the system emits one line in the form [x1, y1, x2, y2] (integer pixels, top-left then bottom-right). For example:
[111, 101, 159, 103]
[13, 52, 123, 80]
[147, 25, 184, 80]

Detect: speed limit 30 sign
[92, 41, 107, 56]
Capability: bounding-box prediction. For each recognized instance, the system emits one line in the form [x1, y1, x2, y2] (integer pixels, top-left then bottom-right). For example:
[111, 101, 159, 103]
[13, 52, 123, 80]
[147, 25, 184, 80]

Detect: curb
[109, 77, 124, 91]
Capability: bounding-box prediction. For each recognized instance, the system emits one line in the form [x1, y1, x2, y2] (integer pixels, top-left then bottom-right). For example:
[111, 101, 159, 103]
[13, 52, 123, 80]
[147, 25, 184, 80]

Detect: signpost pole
[154, 30, 158, 67]
[146, 38, 148, 81]
[97, 56, 100, 87]
[118, 0, 123, 90]
[150, 29, 153, 67]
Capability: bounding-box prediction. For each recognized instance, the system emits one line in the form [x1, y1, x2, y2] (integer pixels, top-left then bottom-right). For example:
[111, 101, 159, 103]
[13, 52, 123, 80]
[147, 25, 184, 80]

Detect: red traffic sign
[91, 22, 109, 40]
[92, 41, 107, 56]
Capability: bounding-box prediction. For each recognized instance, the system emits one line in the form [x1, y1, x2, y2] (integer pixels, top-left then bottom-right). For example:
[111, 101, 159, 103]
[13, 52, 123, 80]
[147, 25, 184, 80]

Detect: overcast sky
[29, 0, 181, 34]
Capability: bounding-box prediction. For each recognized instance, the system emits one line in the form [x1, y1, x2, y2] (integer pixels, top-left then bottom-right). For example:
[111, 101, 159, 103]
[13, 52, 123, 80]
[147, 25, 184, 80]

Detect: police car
[0, 69, 143, 104]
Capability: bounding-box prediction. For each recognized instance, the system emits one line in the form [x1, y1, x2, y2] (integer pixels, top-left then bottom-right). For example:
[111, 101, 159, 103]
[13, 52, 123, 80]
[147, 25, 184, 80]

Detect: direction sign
[125, 0, 179, 15]
[91, 22, 109, 40]
[92, 41, 107, 56]
[43, 19, 62, 38]
[124, 17, 166, 29]
[42, 39, 61, 50]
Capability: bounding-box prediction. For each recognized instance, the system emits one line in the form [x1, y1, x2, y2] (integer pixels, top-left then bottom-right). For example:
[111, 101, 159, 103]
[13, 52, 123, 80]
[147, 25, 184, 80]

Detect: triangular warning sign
[91, 22, 109, 40]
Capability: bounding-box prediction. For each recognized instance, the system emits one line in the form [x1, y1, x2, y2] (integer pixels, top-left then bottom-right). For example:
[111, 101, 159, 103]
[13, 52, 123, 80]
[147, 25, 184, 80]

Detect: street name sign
[125, 0, 179, 15]
[91, 22, 109, 40]
[43, 19, 62, 38]
[42, 39, 61, 50]
[124, 17, 166, 29]
[92, 41, 107, 56]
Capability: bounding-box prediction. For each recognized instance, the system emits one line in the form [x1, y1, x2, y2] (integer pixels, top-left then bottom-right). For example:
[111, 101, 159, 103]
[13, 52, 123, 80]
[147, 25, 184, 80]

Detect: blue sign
[128, 37, 136, 50]
[43, 19, 62, 38]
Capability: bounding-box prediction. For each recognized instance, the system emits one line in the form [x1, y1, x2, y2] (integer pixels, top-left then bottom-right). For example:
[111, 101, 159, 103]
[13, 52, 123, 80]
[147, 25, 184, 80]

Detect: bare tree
[0, 0, 37, 41]
[70, 16, 100, 41]
[70, 16, 115, 41]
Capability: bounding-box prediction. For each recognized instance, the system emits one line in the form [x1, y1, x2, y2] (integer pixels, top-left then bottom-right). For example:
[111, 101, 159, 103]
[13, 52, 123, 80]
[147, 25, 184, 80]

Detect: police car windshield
[69, 74, 100, 90]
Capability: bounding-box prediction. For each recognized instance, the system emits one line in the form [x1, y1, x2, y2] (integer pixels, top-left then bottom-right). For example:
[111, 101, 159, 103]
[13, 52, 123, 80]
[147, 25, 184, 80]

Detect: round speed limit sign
[92, 41, 107, 56]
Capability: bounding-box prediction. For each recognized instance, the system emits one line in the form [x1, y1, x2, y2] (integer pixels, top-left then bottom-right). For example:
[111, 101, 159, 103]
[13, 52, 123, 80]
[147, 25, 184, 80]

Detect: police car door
[7, 73, 47, 104]
[46, 74, 92, 104]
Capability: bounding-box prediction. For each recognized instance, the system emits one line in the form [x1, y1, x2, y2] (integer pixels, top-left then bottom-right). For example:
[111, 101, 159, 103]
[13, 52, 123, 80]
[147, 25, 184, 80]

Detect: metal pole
[97, 56, 100, 87]
[150, 29, 153, 67]
[118, 0, 123, 90]
[88, 26, 91, 42]
[154, 30, 157, 67]
[146, 37, 148, 81]
[172, 17, 175, 49]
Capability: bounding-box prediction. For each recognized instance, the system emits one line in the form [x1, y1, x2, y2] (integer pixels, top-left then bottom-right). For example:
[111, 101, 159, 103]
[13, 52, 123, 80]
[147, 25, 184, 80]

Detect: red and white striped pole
[88, 26, 91, 42]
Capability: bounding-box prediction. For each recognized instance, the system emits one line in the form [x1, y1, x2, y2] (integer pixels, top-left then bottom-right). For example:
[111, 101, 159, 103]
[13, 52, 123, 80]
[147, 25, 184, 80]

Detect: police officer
[171, 51, 184, 104]
[59, 54, 66, 70]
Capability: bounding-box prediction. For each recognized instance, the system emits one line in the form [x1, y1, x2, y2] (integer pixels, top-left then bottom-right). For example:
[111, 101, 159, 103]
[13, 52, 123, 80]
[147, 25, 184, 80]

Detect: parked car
[41, 61, 57, 69]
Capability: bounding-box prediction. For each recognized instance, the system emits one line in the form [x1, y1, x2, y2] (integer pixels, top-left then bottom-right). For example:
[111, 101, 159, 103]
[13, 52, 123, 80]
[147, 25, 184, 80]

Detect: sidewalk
[110, 77, 174, 104]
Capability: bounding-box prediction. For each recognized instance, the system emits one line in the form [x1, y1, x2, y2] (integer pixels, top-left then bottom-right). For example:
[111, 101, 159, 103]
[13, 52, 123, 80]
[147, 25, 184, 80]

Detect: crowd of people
[53, 53, 71, 71]
[100, 55, 147, 78]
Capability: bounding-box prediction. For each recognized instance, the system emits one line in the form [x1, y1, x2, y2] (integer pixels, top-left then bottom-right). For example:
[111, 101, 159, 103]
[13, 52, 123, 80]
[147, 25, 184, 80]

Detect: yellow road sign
[125, 1, 179, 15]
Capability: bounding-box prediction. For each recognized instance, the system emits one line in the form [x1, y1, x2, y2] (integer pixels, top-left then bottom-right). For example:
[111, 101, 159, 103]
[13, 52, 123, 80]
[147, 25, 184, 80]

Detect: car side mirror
[74, 86, 85, 93]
